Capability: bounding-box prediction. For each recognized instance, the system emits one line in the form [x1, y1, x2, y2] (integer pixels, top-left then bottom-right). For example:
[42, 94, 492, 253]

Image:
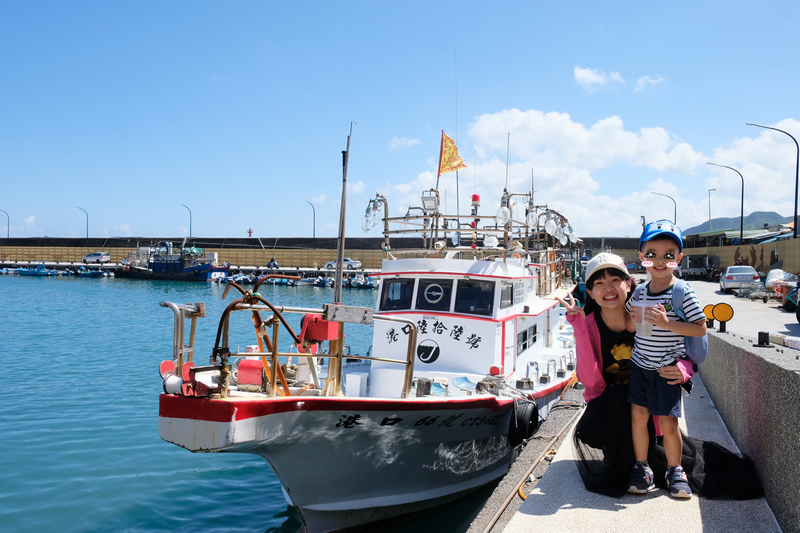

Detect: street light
[747, 123, 799, 239]
[76, 206, 88, 238]
[651, 192, 676, 225]
[708, 188, 715, 233]
[707, 162, 744, 243]
[0, 209, 8, 238]
[180, 204, 192, 238]
[305, 200, 316, 242]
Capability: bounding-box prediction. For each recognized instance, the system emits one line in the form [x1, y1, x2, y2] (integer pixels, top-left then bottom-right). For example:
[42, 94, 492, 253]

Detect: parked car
[324, 258, 362, 270]
[719, 265, 760, 293]
[82, 252, 111, 264]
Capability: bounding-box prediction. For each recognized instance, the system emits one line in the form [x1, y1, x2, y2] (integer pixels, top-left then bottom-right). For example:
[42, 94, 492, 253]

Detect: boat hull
[117, 263, 228, 281]
[159, 387, 566, 531]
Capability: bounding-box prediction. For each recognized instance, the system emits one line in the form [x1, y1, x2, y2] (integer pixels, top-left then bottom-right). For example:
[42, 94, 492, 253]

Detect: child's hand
[556, 293, 585, 318]
[646, 303, 670, 329]
[657, 364, 684, 385]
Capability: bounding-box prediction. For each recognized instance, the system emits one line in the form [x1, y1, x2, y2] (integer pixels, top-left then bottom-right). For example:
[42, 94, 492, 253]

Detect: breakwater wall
[701, 332, 800, 532]
[0, 237, 423, 270]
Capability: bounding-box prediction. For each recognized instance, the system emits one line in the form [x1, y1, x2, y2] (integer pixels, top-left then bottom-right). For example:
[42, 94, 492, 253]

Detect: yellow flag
[438, 131, 467, 176]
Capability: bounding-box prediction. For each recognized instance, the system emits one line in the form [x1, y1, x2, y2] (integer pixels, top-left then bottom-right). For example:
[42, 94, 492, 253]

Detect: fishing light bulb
[361, 217, 372, 232]
[484, 235, 499, 248]
[560, 235, 568, 246]
[545, 218, 556, 235]
[569, 230, 578, 243]
[496, 206, 511, 225]
[496, 193, 511, 225]
[526, 211, 536, 227]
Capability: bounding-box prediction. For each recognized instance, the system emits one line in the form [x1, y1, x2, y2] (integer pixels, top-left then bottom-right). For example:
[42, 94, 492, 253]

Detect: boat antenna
[454, 50, 460, 218]
[505, 133, 510, 189]
[333, 121, 356, 304]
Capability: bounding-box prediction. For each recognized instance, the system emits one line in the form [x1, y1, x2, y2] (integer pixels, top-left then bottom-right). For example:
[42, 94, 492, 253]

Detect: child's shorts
[628, 361, 682, 417]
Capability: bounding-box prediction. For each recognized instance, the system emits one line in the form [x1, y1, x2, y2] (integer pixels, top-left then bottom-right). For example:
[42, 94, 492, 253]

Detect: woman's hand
[556, 292, 585, 318]
[657, 364, 684, 385]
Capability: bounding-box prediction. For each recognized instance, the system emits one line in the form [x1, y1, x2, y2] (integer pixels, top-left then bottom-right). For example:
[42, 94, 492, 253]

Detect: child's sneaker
[666, 466, 692, 499]
[627, 462, 655, 493]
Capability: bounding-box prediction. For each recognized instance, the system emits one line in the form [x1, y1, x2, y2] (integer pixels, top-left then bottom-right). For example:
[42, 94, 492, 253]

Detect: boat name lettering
[386, 324, 413, 344]
[414, 416, 440, 426]
[380, 417, 402, 426]
[465, 333, 482, 349]
[415, 319, 476, 347]
[461, 414, 503, 427]
[336, 414, 362, 428]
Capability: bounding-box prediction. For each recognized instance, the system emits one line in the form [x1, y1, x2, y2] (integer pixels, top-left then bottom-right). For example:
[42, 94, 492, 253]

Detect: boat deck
[494, 374, 780, 532]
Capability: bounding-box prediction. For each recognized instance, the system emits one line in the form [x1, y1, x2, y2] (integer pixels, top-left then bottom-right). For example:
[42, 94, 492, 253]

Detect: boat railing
[530, 249, 566, 296]
[159, 300, 419, 399]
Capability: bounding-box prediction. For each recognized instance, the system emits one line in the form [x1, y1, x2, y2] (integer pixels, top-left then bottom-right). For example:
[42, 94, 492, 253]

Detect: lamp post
[707, 162, 744, 243]
[305, 200, 316, 243]
[76, 206, 88, 238]
[747, 123, 799, 239]
[0, 209, 8, 238]
[651, 192, 677, 224]
[180, 204, 192, 238]
[708, 188, 715, 233]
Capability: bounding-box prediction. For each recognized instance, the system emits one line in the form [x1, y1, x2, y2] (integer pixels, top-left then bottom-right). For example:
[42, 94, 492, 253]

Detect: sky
[1, 1, 799, 240]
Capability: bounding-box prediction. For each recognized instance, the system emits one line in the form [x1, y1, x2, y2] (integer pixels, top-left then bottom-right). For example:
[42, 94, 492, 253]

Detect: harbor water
[0, 275, 488, 532]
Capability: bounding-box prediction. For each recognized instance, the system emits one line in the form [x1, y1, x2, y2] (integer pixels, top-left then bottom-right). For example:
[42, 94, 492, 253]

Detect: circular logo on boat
[423, 283, 444, 304]
[417, 339, 440, 364]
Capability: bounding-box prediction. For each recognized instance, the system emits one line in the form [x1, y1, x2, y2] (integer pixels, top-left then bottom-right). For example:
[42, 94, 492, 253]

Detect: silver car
[719, 265, 759, 293]
[82, 252, 111, 264]
[324, 258, 362, 270]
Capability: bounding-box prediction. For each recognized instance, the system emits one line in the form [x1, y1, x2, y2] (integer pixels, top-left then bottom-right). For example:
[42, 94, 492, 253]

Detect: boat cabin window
[380, 278, 415, 310]
[500, 284, 513, 309]
[454, 280, 494, 316]
[517, 325, 537, 352]
[415, 279, 453, 312]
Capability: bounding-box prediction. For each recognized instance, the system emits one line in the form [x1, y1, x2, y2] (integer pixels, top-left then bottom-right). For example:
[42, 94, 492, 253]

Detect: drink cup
[631, 300, 657, 336]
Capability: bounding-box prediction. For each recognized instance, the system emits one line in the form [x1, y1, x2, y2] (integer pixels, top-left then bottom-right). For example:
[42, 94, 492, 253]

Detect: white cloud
[311, 194, 326, 203]
[368, 111, 799, 238]
[390, 137, 421, 150]
[635, 75, 665, 92]
[574, 66, 624, 93]
[349, 181, 366, 194]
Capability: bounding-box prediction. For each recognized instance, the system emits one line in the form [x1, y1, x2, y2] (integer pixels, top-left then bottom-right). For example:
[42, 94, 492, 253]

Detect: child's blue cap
[639, 219, 683, 252]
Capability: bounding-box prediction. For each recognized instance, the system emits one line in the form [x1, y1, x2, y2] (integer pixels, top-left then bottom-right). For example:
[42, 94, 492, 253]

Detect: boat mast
[333, 122, 355, 304]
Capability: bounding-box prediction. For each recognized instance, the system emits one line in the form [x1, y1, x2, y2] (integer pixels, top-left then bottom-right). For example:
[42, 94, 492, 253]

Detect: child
[626, 220, 707, 499]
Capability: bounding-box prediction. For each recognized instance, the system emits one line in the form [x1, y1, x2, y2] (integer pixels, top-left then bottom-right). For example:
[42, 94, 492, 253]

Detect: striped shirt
[628, 281, 705, 370]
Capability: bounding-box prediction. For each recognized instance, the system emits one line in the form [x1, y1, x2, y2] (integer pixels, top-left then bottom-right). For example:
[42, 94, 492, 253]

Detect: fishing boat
[157, 183, 580, 531]
[17, 263, 56, 276]
[76, 266, 106, 278]
[117, 240, 229, 281]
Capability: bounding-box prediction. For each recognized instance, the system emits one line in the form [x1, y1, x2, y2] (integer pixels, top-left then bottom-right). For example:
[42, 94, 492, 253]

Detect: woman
[558, 253, 762, 498]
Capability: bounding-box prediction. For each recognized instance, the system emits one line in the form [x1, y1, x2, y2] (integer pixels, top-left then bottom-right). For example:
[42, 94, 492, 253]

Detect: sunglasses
[642, 251, 676, 260]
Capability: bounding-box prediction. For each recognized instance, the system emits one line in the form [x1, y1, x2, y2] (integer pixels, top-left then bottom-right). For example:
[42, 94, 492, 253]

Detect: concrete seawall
[701, 332, 800, 532]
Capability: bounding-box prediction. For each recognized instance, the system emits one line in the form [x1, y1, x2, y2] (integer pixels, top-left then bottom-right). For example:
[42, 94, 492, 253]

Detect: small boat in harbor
[17, 263, 56, 276]
[157, 183, 580, 531]
[117, 240, 229, 281]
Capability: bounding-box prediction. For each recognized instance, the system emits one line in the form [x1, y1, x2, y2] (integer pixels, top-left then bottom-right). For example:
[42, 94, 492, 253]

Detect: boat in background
[18, 263, 56, 276]
[117, 240, 229, 281]
[157, 183, 581, 531]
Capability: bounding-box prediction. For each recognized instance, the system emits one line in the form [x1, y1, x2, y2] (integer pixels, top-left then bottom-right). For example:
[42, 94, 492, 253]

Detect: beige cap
[584, 252, 628, 281]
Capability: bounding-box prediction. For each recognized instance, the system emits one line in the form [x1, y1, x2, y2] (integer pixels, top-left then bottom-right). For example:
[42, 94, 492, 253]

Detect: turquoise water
[0, 276, 380, 532]
[0, 275, 490, 532]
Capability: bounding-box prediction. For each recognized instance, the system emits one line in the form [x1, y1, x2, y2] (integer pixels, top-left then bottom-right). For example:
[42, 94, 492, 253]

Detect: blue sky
[1, 1, 798, 240]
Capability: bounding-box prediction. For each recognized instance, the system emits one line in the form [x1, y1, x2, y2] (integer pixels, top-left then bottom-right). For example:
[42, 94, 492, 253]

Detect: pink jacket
[567, 312, 694, 402]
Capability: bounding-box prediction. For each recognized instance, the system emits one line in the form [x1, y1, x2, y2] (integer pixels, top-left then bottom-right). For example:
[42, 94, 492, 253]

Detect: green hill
[683, 211, 792, 234]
